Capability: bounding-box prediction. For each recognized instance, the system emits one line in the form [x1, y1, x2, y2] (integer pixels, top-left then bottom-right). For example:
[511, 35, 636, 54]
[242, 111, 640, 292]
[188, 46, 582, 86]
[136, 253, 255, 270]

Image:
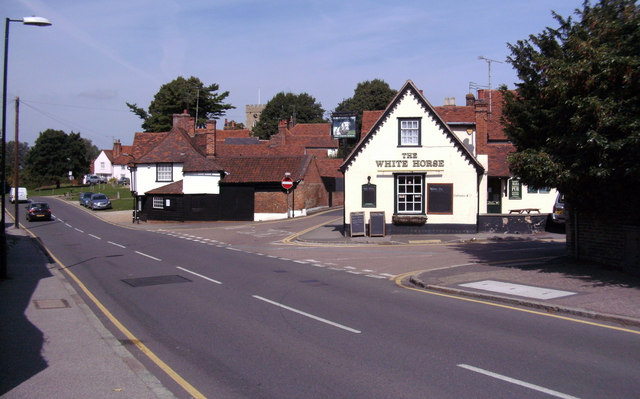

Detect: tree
[334, 79, 397, 132]
[25, 129, 92, 188]
[252, 92, 325, 139]
[127, 76, 234, 132]
[501, 0, 640, 210]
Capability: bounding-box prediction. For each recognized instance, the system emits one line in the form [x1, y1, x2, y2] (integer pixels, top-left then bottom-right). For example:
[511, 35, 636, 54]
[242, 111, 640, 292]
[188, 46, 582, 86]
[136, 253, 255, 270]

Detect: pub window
[156, 163, 173, 182]
[396, 174, 424, 214]
[398, 118, 421, 146]
[427, 183, 453, 214]
[152, 196, 164, 209]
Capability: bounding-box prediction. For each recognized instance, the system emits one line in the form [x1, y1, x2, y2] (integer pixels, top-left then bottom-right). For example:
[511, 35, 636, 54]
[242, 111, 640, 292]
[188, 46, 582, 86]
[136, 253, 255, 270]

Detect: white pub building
[340, 80, 488, 235]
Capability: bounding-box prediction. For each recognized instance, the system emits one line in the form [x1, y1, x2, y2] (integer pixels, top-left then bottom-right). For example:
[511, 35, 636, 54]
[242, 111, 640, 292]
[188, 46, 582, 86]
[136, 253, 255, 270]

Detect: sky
[4, 0, 586, 150]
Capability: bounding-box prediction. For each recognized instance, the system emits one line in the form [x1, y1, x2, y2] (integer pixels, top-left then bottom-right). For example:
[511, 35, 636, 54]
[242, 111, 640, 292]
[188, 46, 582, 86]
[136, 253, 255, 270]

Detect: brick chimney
[466, 93, 476, 106]
[112, 139, 122, 158]
[172, 110, 195, 136]
[205, 120, 217, 158]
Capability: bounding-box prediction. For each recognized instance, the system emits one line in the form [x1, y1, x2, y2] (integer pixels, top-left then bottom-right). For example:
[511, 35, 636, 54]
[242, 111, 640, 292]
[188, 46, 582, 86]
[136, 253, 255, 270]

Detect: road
[13, 198, 640, 398]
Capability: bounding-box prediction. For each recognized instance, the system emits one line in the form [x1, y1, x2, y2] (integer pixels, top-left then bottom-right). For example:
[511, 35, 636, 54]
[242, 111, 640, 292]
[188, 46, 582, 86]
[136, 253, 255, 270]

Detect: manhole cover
[33, 299, 70, 309]
[122, 275, 191, 287]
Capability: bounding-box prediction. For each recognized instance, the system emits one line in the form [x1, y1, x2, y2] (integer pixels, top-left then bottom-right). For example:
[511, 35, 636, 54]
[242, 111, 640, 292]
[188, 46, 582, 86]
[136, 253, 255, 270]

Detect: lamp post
[1, 16, 52, 279]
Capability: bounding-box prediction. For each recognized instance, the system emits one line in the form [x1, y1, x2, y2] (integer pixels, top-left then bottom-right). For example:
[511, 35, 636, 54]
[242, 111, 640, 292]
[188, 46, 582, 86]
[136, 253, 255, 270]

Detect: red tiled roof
[433, 106, 475, 123]
[136, 128, 204, 163]
[218, 156, 313, 183]
[132, 131, 169, 159]
[486, 143, 516, 177]
[289, 123, 330, 137]
[103, 149, 114, 162]
[146, 180, 183, 195]
[317, 158, 343, 178]
[362, 110, 384, 134]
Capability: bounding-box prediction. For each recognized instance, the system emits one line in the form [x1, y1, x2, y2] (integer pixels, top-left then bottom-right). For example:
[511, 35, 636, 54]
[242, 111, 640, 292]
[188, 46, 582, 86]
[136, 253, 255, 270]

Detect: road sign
[281, 176, 294, 190]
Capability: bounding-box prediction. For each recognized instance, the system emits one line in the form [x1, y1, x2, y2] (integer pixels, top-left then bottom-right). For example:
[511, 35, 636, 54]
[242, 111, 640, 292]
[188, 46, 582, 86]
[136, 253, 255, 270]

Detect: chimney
[466, 93, 476, 106]
[205, 120, 217, 158]
[172, 110, 195, 136]
[113, 139, 122, 158]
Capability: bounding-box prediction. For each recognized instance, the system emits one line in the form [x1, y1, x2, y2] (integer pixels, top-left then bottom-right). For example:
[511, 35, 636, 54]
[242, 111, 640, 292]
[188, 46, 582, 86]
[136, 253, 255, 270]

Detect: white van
[9, 187, 28, 203]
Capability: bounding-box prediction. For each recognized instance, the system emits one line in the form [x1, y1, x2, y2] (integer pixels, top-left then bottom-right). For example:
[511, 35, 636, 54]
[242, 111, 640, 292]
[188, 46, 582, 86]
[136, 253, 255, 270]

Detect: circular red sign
[281, 176, 293, 190]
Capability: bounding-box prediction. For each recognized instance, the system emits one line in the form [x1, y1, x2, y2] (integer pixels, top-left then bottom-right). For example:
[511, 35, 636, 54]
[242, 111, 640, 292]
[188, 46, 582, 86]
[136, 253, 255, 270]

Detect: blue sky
[5, 0, 585, 150]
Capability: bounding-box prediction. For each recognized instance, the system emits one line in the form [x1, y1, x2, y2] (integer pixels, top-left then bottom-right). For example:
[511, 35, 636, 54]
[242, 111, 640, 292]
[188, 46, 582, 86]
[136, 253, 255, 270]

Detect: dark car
[87, 193, 111, 210]
[26, 202, 52, 221]
[117, 177, 130, 186]
[79, 192, 93, 207]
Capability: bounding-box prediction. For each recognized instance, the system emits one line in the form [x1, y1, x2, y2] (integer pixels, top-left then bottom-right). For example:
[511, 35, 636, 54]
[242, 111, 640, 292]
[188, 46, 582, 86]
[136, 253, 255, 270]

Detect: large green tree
[2, 141, 29, 186]
[127, 76, 234, 132]
[501, 0, 640, 210]
[252, 92, 325, 139]
[334, 79, 397, 132]
[25, 129, 92, 188]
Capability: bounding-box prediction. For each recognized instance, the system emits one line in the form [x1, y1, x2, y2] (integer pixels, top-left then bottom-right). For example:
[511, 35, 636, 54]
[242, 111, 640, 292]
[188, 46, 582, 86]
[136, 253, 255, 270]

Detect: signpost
[282, 173, 293, 218]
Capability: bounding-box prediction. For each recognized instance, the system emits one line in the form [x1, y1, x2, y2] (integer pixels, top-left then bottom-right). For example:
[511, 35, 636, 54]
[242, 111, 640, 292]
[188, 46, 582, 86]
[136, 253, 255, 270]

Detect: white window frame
[399, 118, 421, 146]
[152, 196, 164, 209]
[156, 163, 173, 182]
[396, 174, 424, 214]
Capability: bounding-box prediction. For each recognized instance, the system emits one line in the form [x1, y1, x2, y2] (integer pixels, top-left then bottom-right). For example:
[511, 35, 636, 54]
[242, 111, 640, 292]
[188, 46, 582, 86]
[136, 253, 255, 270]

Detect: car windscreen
[92, 194, 107, 200]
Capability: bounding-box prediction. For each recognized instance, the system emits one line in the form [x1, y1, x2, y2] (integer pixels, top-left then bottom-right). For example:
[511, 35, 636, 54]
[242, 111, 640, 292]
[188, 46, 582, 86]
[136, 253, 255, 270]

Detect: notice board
[369, 211, 385, 237]
[350, 212, 365, 237]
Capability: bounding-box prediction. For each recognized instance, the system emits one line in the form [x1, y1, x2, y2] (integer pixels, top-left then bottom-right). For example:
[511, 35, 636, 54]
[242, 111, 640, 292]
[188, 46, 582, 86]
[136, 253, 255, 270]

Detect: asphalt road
[15, 198, 640, 398]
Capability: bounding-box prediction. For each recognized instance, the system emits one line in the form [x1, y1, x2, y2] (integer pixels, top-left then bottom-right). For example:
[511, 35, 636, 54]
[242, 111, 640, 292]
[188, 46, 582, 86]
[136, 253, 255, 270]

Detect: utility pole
[13, 96, 18, 228]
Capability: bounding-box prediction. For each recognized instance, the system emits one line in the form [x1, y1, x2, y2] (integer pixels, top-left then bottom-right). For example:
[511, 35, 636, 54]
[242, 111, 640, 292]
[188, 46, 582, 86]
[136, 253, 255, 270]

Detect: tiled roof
[218, 155, 313, 183]
[132, 131, 169, 159]
[183, 156, 224, 173]
[289, 123, 330, 137]
[317, 158, 343, 178]
[362, 110, 384, 134]
[103, 149, 114, 162]
[136, 128, 204, 163]
[433, 106, 475, 124]
[146, 180, 183, 195]
[485, 143, 515, 177]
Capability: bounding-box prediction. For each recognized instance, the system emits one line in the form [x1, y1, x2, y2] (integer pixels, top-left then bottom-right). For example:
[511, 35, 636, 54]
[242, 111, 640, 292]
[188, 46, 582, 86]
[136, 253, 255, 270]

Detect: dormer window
[399, 118, 421, 146]
[156, 163, 173, 182]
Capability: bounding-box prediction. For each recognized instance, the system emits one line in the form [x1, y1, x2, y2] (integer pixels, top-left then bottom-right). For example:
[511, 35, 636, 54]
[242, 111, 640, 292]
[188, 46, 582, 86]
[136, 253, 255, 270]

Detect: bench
[509, 208, 540, 214]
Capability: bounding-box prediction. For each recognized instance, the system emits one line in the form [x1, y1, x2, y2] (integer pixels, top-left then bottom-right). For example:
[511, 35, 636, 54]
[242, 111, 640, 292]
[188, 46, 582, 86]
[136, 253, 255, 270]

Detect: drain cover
[33, 299, 70, 309]
[122, 275, 191, 287]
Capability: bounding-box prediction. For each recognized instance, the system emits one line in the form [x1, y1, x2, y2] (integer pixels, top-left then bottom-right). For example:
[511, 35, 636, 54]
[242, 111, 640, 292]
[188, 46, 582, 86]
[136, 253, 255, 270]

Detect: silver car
[552, 192, 565, 223]
[88, 193, 112, 210]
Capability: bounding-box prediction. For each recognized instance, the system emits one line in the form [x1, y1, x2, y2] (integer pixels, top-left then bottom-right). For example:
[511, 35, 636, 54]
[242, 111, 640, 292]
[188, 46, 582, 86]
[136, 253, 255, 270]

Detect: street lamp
[1, 16, 52, 279]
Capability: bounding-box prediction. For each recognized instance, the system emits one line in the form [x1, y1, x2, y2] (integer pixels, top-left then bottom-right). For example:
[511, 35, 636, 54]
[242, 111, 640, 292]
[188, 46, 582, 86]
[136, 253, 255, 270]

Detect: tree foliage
[127, 76, 234, 132]
[501, 0, 640, 209]
[25, 129, 92, 188]
[2, 141, 29, 186]
[252, 92, 325, 139]
[334, 79, 397, 132]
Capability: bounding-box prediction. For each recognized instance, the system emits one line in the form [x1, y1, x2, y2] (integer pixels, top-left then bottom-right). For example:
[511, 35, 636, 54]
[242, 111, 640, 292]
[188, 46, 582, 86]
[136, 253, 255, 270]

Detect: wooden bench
[509, 208, 540, 214]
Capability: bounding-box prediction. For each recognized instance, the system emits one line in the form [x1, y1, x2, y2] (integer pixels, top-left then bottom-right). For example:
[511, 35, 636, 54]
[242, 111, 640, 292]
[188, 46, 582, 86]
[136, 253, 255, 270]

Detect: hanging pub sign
[331, 114, 357, 139]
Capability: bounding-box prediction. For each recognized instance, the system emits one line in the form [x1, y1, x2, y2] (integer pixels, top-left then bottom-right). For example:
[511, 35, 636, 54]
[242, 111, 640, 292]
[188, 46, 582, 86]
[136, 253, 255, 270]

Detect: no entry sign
[281, 176, 294, 190]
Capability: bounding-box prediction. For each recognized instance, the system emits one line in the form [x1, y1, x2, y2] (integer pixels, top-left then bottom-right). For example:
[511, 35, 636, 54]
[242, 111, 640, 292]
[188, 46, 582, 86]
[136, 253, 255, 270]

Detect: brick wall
[566, 205, 640, 275]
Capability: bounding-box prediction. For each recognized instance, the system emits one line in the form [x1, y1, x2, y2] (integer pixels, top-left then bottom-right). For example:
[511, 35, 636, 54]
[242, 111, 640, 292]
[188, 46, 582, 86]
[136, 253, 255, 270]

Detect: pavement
[2, 205, 639, 397]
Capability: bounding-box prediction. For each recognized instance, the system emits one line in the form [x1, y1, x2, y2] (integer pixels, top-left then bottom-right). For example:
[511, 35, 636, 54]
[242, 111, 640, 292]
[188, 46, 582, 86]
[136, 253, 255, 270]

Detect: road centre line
[74, 227, 84, 233]
[108, 241, 125, 248]
[457, 364, 580, 399]
[135, 251, 162, 261]
[88, 234, 101, 240]
[252, 295, 361, 334]
[177, 267, 222, 285]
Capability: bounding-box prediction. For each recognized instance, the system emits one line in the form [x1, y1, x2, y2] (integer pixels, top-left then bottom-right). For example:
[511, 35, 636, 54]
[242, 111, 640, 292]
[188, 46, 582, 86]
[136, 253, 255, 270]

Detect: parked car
[117, 177, 130, 186]
[552, 192, 565, 224]
[9, 187, 28, 203]
[26, 202, 52, 221]
[87, 193, 112, 210]
[86, 174, 108, 185]
[79, 192, 93, 207]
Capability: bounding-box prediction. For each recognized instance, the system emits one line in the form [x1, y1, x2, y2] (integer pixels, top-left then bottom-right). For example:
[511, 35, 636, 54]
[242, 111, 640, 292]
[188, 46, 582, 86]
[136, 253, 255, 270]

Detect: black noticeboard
[369, 211, 385, 237]
[350, 212, 365, 237]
